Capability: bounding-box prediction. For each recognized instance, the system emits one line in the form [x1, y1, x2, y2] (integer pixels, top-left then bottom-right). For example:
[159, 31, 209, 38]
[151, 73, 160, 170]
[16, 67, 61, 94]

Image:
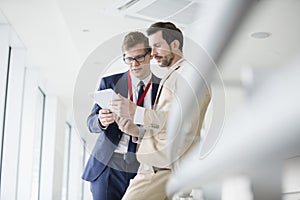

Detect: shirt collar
[169, 58, 184, 70]
[130, 73, 152, 88]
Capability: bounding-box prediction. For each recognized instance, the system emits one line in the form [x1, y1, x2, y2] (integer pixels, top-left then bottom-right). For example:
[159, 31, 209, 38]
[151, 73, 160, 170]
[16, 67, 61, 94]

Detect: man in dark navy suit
[82, 31, 161, 200]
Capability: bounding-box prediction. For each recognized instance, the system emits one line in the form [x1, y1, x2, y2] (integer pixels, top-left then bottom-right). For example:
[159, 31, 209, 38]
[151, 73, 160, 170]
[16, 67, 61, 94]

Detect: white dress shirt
[114, 73, 152, 153]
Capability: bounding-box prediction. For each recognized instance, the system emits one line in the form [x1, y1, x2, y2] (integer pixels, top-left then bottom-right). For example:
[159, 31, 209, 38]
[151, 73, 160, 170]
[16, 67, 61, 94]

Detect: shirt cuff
[133, 106, 145, 125]
[98, 119, 108, 130]
[132, 126, 145, 144]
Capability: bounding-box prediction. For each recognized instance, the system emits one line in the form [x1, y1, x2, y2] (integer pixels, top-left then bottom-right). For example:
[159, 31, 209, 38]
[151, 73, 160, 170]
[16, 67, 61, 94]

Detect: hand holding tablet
[91, 89, 120, 109]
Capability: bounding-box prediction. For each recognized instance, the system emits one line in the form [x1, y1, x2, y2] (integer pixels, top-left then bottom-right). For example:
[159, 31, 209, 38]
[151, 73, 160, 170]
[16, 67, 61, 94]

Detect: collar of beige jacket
[153, 59, 184, 108]
[159, 58, 184, 90]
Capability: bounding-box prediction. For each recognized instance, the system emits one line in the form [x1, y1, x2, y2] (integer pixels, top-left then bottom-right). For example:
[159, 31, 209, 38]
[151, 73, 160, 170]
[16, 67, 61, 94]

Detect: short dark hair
[146, 22, 183, 51]
[122, 31, 151, 55]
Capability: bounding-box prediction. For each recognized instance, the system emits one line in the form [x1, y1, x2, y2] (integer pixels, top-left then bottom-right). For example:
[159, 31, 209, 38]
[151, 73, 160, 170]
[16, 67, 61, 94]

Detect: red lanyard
[127, 70, 152, 106]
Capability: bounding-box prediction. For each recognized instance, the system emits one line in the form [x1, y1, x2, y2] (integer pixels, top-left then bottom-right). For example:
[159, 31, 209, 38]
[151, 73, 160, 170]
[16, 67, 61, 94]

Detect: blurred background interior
[0, 0, 299, 199]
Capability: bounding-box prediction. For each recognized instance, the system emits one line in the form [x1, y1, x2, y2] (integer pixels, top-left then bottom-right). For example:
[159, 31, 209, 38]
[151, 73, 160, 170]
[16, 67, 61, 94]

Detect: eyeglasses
[123, 52, 149, 65]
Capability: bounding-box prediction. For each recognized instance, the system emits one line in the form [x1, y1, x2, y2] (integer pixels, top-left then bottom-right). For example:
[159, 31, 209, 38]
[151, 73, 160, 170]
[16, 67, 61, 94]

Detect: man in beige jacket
[111, 22, 211, 200]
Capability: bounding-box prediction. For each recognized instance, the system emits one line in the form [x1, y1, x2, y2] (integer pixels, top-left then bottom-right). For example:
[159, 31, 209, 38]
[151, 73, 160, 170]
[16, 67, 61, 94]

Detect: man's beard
[160, 52, 174, 67]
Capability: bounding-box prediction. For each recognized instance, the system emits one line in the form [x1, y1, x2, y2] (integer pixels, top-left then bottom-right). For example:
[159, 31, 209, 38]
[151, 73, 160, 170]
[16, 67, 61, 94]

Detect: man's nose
[151, 47, 157, 56]
[131, 59, 140, 67]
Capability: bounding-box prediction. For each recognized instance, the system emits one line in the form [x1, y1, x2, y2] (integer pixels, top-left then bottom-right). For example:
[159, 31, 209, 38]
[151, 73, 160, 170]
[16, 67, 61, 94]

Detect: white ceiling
[0, 0, 300, 115]
[219, 0, 300, 78]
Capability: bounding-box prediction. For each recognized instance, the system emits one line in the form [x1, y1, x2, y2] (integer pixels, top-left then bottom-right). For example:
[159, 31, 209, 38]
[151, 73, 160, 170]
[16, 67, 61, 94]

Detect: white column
[40, 96, 66, 200]
[68, 127, 85, 200]
[17, 69, 39, 200]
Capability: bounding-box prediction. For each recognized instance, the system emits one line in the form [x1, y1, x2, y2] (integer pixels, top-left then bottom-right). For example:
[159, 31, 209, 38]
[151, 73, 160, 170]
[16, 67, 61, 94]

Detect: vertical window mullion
[37, 87, 46, 200]
[62, 122, 72, 200]
[0, 46, 11, 192]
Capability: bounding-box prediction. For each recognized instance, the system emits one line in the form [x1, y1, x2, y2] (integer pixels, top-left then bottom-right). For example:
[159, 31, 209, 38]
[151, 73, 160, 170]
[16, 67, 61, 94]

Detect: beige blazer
[137, 59, 211, 170]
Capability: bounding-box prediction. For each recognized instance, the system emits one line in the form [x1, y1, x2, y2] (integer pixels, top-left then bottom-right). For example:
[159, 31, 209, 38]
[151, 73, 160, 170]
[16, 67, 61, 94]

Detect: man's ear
[171, 40, 180, 50]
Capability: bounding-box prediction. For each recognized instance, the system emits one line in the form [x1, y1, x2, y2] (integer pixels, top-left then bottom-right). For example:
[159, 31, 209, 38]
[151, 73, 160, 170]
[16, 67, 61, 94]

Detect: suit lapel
[154, 65, 181, 108]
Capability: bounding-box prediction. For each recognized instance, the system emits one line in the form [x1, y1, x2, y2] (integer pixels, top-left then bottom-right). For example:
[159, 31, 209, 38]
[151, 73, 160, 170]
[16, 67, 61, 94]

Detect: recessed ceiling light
[250, 32, 271, 39]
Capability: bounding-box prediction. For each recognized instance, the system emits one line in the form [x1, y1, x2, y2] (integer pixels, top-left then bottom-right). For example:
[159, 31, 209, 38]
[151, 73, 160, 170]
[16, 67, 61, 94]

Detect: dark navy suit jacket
[82, 71, 160, 181]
